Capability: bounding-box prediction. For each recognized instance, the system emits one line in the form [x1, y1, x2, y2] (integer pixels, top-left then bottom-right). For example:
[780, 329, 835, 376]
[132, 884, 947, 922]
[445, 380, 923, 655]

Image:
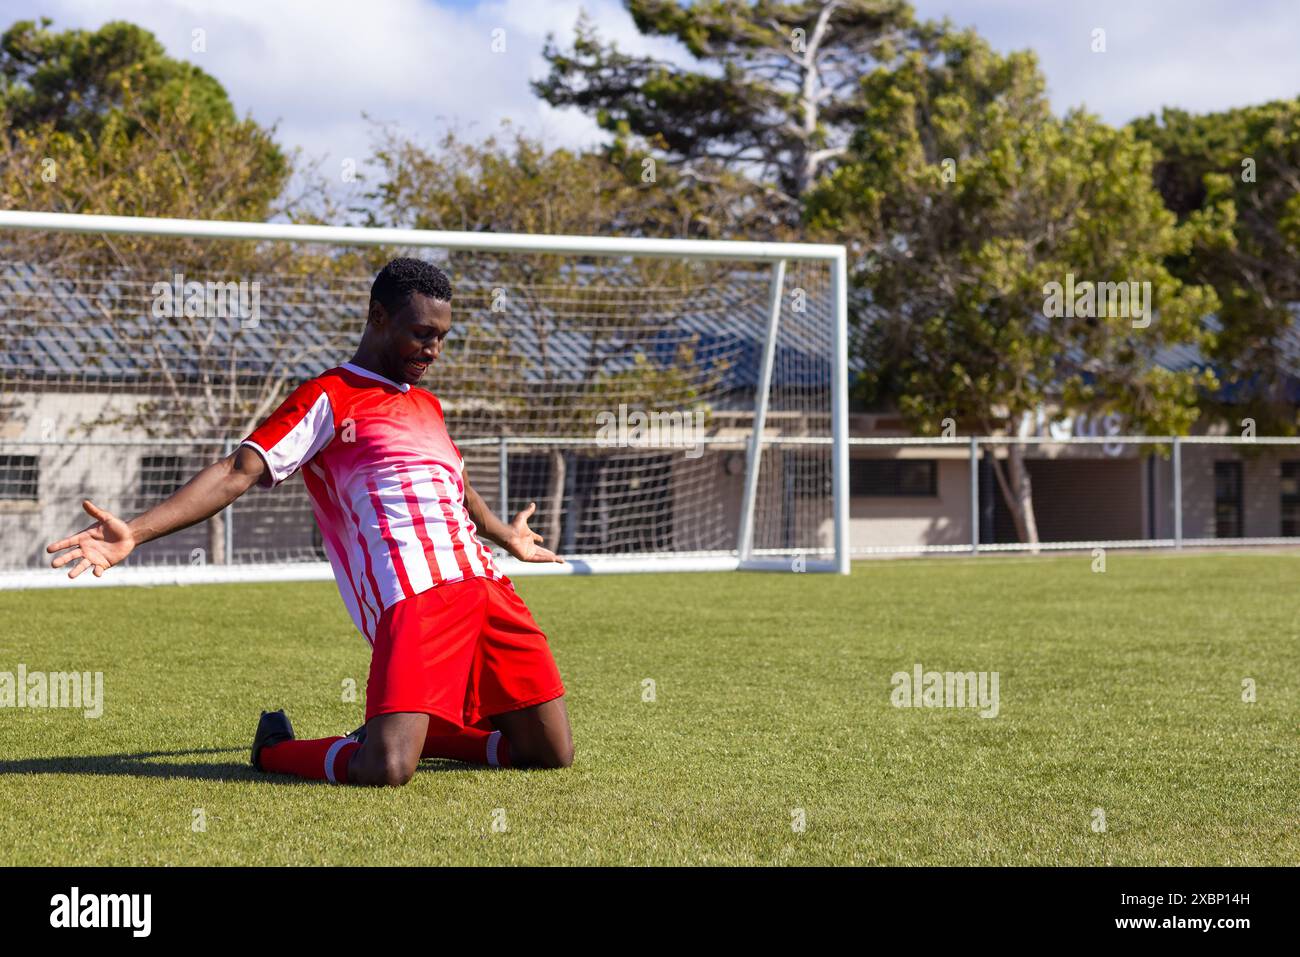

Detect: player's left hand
[504, 502, 564, 564]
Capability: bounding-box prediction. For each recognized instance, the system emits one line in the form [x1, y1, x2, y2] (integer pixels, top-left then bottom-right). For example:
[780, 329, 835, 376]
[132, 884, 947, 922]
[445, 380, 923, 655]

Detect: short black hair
[370, 257, 452, 314]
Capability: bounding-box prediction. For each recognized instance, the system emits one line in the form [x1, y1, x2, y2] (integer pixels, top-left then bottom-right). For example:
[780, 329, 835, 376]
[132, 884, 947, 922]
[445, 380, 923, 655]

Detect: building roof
[0, 259, 843, 405]
[4, 258, 1296, 412]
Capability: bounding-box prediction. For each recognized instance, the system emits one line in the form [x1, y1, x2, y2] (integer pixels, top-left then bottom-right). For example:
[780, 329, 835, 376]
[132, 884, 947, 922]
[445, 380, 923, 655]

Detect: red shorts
[365, 576, 565, 730]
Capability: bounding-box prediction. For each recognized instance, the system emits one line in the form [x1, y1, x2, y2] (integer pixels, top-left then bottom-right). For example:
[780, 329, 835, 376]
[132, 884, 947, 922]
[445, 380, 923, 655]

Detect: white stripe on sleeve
[244, 390, 335, 486]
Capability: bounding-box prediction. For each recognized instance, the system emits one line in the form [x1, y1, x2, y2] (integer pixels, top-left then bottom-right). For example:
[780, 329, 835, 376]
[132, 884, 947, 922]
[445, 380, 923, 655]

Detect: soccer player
[45, 258, 574, 786]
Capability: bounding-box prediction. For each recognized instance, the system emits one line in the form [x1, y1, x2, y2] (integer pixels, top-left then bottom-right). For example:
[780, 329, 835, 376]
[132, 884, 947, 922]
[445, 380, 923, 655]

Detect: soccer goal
[0, 209, 850, 587]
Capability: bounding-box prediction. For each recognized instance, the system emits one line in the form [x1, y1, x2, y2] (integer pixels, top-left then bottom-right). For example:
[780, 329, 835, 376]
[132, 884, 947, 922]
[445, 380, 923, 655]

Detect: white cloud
[911, 0, 1300, 124]
[4, 0, 690, 172]
[4, 0, 1297, 178]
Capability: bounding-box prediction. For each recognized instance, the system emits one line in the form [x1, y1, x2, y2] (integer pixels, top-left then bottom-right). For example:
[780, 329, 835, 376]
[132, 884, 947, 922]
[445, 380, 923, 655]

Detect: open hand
[503, 502, 563, 564]
[46, 500, 136, 579]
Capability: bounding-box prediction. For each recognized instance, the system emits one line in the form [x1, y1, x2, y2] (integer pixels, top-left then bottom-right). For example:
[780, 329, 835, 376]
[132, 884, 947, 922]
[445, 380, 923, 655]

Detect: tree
[0, 18, 236, 140]
[0, 19, 350, 563]
[1132, 100, 1300, 433]
[533, 0, 925, 218]
[805, 31, 1218, 544]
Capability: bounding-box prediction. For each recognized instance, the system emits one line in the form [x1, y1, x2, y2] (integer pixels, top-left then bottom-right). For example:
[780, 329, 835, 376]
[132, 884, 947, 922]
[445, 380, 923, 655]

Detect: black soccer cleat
[345, 723, 367, 745]
[251, 709, 295, 771]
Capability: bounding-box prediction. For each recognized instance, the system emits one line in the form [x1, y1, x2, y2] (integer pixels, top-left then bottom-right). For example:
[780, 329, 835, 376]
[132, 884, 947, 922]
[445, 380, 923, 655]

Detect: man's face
[370, 292, 452, 385]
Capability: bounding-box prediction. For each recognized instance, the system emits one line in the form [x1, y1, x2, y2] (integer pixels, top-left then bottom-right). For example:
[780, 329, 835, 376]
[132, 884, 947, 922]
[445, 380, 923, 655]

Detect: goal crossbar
[0, 210, 845, 263]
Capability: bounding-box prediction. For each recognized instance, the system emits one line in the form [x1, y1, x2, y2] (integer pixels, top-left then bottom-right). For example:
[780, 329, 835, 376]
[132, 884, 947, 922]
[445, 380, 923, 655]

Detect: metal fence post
[1172, 435, 1183, 549]
[498, 436, 509, 520]
[222, 438, 235, 566]
[970, 436, 980, 555]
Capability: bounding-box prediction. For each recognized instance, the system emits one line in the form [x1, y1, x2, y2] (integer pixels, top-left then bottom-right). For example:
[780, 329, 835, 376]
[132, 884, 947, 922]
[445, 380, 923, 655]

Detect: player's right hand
[46, 499, 136, 579]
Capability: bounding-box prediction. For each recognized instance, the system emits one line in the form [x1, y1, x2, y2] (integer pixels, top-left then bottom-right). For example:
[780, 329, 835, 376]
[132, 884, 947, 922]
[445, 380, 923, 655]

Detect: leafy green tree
[0, 18, 348, 563]
[1132, 100, 1300, 433]
[0, 17, 235, 136]
[805, 31, 1218, 543]
[0, 18, 294, 247]
[533, 0, 925, 218]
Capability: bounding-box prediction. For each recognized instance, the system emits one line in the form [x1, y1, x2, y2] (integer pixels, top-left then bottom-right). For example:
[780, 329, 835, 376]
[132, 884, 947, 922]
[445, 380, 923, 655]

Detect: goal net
[0, 211, 850, 586]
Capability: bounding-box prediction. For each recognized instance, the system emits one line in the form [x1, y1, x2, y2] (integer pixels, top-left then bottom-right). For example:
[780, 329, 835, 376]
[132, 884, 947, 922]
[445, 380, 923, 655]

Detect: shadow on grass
[0, 747, 486, 783]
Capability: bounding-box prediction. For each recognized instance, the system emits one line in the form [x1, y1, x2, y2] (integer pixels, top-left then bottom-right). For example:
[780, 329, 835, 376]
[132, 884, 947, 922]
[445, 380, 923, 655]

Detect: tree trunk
[988, 445, 1041, 552]
[544, 448, 566, 550]
[1005, 442, 1040, 552]
[206, 513, 226, 566]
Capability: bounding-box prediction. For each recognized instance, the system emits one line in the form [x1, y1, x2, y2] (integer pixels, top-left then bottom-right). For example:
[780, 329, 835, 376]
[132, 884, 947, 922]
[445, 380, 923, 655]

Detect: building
[1, 258, 1297, 571]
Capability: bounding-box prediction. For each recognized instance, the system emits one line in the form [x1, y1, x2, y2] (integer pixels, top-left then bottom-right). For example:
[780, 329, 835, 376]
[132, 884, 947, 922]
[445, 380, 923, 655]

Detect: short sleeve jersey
[240, 361, 502, 644]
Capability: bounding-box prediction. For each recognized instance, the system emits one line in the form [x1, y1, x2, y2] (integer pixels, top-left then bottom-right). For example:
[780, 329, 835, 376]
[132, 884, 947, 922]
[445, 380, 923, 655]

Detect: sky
[4, 0, 1299, 179]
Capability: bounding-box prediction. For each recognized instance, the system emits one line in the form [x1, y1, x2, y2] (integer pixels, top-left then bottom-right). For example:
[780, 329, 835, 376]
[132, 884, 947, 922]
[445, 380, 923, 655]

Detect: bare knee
[530, 739, 574, 770]
[351, 745, 418, 786]
[491, 699, 574, 770]
[554, 739, 575, 769]
[348, 712, 428, 786]
[380, 752, 417, 786]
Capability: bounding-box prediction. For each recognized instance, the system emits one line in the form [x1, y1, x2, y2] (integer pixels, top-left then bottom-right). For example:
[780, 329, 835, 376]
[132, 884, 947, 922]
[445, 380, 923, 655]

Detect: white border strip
[1, 554, 854, 590]
[0, 562, 338, 591]
[4, 541, 1296, 591]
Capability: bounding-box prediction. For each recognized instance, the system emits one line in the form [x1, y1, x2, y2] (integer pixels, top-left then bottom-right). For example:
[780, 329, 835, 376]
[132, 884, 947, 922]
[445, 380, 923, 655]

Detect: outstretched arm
[464, 481, 563, 564]
[45, 446, 268, 579]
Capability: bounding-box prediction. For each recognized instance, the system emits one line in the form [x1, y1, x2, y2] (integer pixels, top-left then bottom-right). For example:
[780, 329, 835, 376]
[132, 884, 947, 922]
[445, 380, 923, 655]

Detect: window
[1213, 460, 1243, 538]
[1282, 461, 1299, 537]
[850, 459, 938, 497]
[0, 454, 38, 501]
[140, 455, 185, 502]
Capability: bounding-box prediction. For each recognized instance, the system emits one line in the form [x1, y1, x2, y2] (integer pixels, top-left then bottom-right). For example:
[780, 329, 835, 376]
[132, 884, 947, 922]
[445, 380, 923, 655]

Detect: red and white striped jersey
[240, 361, 503, 644]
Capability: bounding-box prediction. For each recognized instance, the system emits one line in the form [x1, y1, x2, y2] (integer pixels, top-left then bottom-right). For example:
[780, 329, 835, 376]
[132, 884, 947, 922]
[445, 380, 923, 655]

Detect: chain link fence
[842, 435, 1300, 555]
[1, 434, 1296, 579]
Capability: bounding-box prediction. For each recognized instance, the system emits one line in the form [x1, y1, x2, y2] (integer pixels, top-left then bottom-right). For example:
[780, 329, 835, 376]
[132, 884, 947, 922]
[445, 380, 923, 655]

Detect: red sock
[259, 736, 359, 783]
[422, 727, 511, 768]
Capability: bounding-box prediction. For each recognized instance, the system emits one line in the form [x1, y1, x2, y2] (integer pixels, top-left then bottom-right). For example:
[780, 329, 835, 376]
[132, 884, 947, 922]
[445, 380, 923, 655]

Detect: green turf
[0, 551, 1295, 865]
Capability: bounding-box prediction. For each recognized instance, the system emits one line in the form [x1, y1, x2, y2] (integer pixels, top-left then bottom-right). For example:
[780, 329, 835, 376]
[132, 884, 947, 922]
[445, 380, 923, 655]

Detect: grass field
[0, 551, 1295, 866]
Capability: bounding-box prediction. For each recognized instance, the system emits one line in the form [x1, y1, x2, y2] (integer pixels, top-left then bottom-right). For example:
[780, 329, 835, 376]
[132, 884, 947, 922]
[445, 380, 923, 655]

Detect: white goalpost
[0, 209, 850, 588]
